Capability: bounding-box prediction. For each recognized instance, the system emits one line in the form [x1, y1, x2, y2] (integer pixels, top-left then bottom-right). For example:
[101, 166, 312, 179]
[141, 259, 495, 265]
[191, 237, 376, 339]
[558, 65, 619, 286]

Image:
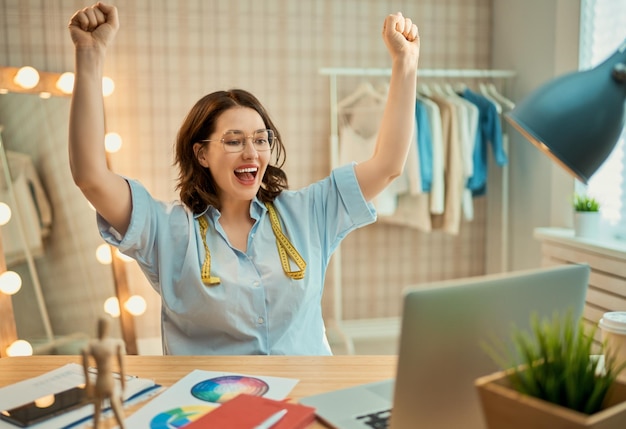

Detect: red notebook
[184, 393, 316, 429]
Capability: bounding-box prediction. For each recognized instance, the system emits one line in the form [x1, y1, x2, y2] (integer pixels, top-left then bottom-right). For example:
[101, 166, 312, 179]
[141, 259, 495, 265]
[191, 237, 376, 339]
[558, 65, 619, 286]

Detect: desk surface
[0, 355, 397, 428]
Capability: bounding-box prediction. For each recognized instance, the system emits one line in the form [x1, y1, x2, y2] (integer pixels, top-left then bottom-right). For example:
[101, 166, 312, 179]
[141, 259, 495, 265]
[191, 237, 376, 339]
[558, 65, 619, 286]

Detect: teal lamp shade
[506, 40, 626, 184]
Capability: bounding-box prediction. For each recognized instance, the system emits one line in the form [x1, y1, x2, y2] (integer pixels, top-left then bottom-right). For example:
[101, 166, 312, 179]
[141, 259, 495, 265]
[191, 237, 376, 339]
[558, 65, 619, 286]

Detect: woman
[68, 2, 420, 355]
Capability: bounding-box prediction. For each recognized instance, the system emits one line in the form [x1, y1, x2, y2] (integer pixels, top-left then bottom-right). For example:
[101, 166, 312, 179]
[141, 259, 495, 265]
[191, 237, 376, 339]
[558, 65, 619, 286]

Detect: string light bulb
[124, 295, 147, 316]
[95, 243, 112, 265]
[102, 76, 115, 97]
[13, 66, 40, 89]
[104, 296, 120, 317]
[56, 72, 74, 94]
[0, 270, 22, 295]
[104, 132, 123, 153]
[0, 202, 11, 225]
[6, 339, 33, 356]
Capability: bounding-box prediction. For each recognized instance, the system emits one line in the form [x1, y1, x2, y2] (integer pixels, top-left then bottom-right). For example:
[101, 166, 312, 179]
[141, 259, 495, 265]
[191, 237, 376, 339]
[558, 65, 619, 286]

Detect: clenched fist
[68, 2, 119, 51]
[382, 12, 420, 68]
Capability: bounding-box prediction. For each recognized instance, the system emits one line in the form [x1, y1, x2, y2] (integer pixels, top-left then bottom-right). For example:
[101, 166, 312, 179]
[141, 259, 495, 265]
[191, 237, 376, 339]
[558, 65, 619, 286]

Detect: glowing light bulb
[56, 72, 74, 94]
[0, 271, 22, 295]
[105, 132, 123, 153]
[96, 243, 112, 264]
[13, 66, 40, 89]
[104, 296, 120, 317]
[0, 202, 11, 225]
[102, 76, 115, 97]
[124, 295, 147, 316]
[6, 339, 33, 356]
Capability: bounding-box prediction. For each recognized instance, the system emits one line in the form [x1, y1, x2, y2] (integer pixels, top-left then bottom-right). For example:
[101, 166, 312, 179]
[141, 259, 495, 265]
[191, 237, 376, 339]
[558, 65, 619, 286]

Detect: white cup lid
[599, 312, 626, 334]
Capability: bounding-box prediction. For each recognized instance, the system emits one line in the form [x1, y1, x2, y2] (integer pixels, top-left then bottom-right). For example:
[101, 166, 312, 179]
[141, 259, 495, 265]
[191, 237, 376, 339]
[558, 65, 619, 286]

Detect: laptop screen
[391, 264, 589, 429]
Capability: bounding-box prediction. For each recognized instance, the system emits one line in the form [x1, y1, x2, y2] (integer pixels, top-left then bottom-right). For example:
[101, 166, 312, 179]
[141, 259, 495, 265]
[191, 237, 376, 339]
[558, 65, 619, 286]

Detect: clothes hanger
[478, 82, 502, 114]
[374, 80, 390, 97]
[486, 83, 515, 111]
[453, 81, 468, 94]
[443, 82, 457, 96]
[337, 81, 386, 110]
[417, 82, 433, 97]
[431, 82, 448, 97]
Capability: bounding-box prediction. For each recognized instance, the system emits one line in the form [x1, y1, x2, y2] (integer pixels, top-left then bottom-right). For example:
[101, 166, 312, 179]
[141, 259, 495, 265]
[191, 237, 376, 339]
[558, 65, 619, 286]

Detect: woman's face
[195, 107, 271, 205]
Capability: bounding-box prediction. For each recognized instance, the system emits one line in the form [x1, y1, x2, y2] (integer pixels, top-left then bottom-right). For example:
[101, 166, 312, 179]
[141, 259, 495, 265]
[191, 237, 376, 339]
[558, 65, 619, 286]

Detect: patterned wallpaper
[0, 0, 499, 351]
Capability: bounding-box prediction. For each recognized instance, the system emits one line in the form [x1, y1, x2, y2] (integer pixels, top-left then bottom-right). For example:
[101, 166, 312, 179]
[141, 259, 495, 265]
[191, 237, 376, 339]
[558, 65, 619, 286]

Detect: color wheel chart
[149, 405, 215, 429]
[125, 369, 297, 428]
[191, 375, 270, 403]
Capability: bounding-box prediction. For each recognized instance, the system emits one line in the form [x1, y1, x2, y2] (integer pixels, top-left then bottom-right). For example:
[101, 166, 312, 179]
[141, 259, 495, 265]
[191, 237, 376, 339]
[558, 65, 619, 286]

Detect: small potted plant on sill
[573, 193, 601, 238]
[475, 312, 626, 429]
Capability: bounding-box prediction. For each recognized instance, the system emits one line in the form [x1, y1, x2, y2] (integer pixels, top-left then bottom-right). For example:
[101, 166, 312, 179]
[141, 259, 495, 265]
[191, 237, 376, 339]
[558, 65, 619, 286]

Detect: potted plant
[475, 313, 626, 429]
[573, 193, 601, 238]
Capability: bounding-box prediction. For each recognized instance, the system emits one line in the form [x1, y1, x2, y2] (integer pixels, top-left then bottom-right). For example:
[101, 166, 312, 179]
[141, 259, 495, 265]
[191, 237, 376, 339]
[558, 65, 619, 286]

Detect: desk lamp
[506, 39, 626, 185]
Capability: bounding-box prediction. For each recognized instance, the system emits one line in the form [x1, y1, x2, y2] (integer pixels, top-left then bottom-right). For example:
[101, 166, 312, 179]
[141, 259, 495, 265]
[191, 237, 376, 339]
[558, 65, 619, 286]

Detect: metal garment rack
[319, 67, 517, 354]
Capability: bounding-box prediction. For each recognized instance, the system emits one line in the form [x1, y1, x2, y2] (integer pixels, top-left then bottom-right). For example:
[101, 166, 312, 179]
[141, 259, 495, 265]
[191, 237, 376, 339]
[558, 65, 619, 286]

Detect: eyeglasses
[201, 129, 275, 153]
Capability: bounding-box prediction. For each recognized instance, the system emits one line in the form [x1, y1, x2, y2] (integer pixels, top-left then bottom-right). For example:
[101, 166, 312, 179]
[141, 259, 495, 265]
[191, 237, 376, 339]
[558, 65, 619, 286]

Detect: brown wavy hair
[175, 89, 288, 214]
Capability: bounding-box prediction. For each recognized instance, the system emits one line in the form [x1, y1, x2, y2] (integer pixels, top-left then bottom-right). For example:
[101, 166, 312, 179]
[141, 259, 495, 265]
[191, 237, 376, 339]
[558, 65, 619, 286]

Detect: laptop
[300, 264, 590, 429]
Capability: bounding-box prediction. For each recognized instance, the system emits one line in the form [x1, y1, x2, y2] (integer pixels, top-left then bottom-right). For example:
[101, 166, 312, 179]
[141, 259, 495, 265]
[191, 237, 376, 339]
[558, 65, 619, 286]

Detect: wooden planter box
[475, 370, 626, 429]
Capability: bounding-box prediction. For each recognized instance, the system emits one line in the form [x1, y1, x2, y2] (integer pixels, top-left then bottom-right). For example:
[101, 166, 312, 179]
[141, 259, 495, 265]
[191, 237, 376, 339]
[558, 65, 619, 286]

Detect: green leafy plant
[573, 194, 600, 212]
[484, 312, 626, 415]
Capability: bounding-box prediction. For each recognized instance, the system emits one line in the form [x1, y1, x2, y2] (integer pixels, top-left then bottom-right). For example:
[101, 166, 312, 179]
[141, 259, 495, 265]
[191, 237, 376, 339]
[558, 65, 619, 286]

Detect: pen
[253, 408, 288, 429]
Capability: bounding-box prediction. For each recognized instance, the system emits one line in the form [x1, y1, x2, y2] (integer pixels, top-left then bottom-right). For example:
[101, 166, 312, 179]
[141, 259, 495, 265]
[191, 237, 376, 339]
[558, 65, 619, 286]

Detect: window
[579, 0, 626, 229]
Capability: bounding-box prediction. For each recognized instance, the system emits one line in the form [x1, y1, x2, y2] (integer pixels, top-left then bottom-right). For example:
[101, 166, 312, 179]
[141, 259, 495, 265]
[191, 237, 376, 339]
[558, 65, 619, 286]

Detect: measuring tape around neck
[265, 202, 306, 280]
[198, 216, 221, 285]
[197, 202, 306, 286]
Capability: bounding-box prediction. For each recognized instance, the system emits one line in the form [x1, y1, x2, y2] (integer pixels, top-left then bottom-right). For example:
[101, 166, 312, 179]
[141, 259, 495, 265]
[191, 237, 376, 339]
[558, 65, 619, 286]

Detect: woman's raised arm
[354, 12, 420, 202]
[68, 2, 132, 235]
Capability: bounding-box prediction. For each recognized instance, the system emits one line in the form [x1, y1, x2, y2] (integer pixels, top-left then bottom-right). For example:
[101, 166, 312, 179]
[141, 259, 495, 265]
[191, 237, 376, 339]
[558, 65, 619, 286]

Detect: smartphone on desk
[0, 386, 86, 427]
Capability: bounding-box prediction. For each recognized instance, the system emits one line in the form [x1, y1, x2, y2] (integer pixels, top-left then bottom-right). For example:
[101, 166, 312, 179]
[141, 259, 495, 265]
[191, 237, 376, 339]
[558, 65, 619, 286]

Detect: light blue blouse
[98, 163, 376, 355]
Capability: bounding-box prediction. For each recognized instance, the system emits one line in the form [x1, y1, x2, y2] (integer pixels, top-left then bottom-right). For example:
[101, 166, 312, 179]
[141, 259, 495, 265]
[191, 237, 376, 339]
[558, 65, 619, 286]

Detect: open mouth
[234, 167, 258, 182]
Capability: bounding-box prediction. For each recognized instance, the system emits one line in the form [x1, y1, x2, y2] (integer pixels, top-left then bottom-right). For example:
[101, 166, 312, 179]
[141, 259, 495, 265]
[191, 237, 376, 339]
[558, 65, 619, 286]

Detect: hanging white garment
[338, 87, 413, 216]
[340, 125, 408, 215]
[377, 117, 431, 231]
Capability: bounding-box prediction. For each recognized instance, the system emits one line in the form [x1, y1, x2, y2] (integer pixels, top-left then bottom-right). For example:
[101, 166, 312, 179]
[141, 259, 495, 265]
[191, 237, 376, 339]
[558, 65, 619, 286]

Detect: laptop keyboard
[356, 409, 391, 429]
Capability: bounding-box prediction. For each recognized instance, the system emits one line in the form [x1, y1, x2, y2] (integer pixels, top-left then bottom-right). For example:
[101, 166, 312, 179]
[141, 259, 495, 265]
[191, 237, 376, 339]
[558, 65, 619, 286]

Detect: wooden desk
[0, 355, 397, 428]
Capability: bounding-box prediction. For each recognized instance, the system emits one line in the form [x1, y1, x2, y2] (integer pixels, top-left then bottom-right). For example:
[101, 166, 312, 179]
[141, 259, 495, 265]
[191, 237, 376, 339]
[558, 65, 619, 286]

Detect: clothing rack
[319, 67, 517, 354]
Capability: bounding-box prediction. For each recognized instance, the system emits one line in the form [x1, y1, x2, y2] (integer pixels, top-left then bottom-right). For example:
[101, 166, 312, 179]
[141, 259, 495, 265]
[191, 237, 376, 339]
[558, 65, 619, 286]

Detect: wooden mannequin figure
[82, 317, 126, 429]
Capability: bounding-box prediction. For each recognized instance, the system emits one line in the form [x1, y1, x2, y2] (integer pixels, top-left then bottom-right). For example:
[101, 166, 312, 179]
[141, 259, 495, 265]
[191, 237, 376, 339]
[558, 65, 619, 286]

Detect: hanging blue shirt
[462, 89, 508, 195]
[415, 99, 433, 192]
[98, 163, 376, 355]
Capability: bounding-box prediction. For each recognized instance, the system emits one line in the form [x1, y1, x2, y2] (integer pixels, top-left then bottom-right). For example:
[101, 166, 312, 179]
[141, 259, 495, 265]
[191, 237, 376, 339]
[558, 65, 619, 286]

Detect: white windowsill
[533, 227, 626, 261]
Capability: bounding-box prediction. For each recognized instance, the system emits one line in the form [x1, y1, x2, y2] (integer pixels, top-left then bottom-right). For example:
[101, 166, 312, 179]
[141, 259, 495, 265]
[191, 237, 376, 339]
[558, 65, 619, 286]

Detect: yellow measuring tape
[198, 202, 306, 286]
[265, 202, 306, 280]
[198, 216, 222, 285]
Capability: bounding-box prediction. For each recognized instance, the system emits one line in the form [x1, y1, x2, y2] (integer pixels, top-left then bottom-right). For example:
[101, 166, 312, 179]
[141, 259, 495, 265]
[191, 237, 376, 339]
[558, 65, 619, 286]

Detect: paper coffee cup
[599, 312, 626, 380]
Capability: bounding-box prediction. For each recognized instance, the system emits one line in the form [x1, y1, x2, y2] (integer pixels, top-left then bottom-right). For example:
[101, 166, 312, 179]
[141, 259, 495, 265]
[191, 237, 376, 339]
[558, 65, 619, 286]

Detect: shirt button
[257, 317, 264, 324]
[253, 281, 260, 287]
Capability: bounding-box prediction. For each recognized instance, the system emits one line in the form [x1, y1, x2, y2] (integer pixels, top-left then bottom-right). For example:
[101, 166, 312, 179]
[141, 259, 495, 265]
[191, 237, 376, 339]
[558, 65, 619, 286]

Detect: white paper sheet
[125, 369, 299, 428]
[0, 363, 160, 429]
